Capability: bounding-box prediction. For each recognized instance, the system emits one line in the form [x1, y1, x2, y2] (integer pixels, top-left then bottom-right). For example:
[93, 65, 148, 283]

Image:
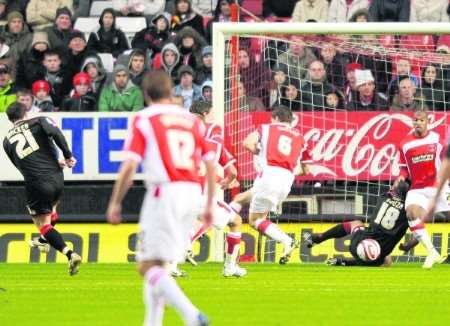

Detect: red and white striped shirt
[123, 104, 214, 184]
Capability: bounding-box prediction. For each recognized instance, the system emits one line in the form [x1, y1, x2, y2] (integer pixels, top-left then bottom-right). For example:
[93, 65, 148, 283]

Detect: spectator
[368, 0, 410, 22]
[319, 38, 348, 89]
[17, 88, 42, 114]
[61, 72, 96, 111]
[45, 7, 73, 50]
[113, 0, 165, 17]
[191, 0, 219, 16]
[269, 64, 288, 107]
[87, 8, 129, 58]
[277, 35, 317, 81]
[325, 89, 343, 110]
[343, 62, 362, 104]
[349, 8, 369, 21]
[347, 69, 388, 111]
[237, 80, 265, 112]
[131, 12, 171, 56]
[391, 77, 428, 111]
[173, 64, 201, 110]
[16, 31, 50, 89]
[0, 35, 11, 59]
[387, 57, 419, 101]
[200, 80, 212, 101]
[280, 80, 302, 111]
[420, 63, 447, 111]
[263, 0, 297, 18]
[32, 80, 55, 112]
[66, 30, 92, 76]
[291, 0, 329, 22]
[126, 49, 149, 87]
[26, 1, 73, 30]
[41, 50, 72, 108]
[0, 11, 31, 60]
[81, 54, 108, 103]
[160, 42, 181, 82]
[6, 0, 29, 17]
[73, 0, 91, 20]
[301, 60, 335, 111]
[328, 0, 369, 22]
[174, 26, 207, 70]
[171, 0, 205, 37]
[98, 64, 144, 111]
[0, 0, 7, 21]
[206, 0, 233, 44]
[0, 62, 16, 112]
[194, 45, 212, 85]
[410, 0, 449, 22]
[238, 47, 271, 105]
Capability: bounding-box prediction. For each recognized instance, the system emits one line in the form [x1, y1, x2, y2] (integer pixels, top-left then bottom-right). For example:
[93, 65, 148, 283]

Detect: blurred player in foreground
[188, 100, 246, 277]
[107, 71, 214, 326]
[304, 181, 410, 267]
[394, 109, 446, 268]
[3, 102, 80, 275]
[243, 105, 311, 264]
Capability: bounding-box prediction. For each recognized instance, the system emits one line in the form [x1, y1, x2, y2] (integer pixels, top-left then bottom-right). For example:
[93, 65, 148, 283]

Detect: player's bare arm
[107, 159, 139, 225]
[219, 164, 237, 189]
[243, 131, 260, 154]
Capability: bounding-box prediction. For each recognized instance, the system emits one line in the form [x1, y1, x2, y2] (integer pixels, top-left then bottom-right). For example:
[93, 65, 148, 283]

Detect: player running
[3, 102, 81, 275]
[394, 109, 446, 269]
[107, 71, 214, 326]
[187, 100, 246, 277]
[303, 181, 410, 267]
[243, 105, 311, 264]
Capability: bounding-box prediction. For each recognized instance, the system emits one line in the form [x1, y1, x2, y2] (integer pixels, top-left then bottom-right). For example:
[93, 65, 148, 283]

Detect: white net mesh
[221, 31, 450, 263]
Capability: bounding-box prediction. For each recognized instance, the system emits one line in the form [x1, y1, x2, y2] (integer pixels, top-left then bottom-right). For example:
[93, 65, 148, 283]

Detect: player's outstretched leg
[29, 211, 60, 253]
[142, 262, 209, 326]
[303, 221, 363, 248]
[186, 220, 210, 266]
[399, 238, 419, 253]
[223, 214, 246, 277]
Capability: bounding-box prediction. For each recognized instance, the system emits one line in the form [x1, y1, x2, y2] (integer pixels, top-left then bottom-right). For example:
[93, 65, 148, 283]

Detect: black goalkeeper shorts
[25, 172, 64, 216]
[349, 229, 384, 267]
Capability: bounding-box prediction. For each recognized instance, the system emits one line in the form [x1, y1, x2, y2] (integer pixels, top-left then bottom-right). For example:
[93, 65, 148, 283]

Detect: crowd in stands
[0, 0, 449, 114]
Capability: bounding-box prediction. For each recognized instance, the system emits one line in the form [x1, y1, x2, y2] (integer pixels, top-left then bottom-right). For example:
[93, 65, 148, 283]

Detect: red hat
[345, 62, 363, 74]
[32, 80, 50, 95]
[73, 72, 91, 86]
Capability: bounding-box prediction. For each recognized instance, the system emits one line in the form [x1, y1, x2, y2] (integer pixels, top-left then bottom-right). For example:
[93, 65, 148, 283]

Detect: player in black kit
[303, 181, 410, 267]
[3, 102, 81, 275]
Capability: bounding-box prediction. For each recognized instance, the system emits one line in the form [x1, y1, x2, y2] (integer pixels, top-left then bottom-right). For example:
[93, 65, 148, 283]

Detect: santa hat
[73, 72, 91, 86]
[355, 69, 374, 88]
[32, 80, 50, 95]
[345, 62, 362, 74]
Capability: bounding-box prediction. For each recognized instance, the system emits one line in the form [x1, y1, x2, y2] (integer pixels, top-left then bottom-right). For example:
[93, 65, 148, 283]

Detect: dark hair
[190, 100, 212, 117]
[44, 50, 61, 59]
[395, 180, 409, 201]
[16, 88, 33, 98]
[131, 49, 146, 59]
[143, 70, 173, 102]
[271, 105, 293, 123]
[6, 102, 27, 122]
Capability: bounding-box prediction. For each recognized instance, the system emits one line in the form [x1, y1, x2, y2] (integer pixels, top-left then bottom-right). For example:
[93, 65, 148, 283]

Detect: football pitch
[1, 263, 450, 326]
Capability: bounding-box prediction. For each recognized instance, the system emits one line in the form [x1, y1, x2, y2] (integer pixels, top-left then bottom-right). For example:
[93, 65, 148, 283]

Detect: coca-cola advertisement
[224, 112, 450, 181]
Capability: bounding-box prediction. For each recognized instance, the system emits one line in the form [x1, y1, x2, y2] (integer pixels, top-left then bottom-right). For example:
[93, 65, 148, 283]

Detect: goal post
[210, 22, 450, 264]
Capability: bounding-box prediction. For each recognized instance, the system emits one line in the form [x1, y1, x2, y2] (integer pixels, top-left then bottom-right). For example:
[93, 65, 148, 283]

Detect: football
[357, 239, 381, 262]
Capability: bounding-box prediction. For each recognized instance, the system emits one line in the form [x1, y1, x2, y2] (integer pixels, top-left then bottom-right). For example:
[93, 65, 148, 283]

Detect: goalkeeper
[303, 181, 410, 267]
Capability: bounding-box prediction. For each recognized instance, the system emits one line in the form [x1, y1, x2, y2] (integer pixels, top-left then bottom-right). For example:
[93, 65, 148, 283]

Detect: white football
[356, 239, 381, 261]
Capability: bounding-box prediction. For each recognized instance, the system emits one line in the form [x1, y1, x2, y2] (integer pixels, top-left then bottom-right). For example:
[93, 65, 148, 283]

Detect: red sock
[226, 232, 241, 255]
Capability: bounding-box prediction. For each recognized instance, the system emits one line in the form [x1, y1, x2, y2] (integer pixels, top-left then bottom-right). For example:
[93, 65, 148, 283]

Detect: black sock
[42, 227, 68, 253]
[65, 250, 73, 260]
[315, 224, 347, 244]
[38, 236, 48, 244]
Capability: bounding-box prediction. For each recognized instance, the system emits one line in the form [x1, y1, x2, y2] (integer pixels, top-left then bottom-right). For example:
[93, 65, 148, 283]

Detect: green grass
[1, 263, 450, 325]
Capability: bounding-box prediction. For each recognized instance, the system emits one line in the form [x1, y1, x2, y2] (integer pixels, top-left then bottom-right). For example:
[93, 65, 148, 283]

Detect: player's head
[6, 102, 27, 122]
[392, 180, 409, 201]
[190, 100, 212, 121]
[271, 105, 293, 124]
[143, 70, 173, 103]
[412, 109, 428, 136]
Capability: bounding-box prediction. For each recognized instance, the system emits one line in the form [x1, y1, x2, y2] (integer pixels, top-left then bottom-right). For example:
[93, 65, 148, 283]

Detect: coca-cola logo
[292, 113, 446, 178]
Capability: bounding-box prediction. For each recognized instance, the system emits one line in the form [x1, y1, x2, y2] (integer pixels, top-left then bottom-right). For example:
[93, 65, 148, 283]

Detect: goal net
[212, 22, 450, 264]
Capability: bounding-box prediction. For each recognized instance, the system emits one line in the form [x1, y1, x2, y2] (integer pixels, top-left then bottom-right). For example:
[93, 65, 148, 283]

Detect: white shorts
[405, 187, 450, 213]
[136, 182, 202, 263]
[249, 166, 295, 214]
[199, 198, 236, 230]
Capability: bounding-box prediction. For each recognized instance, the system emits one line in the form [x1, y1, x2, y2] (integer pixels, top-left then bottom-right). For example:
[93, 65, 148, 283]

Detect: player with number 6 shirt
[243, 105, 312, 264]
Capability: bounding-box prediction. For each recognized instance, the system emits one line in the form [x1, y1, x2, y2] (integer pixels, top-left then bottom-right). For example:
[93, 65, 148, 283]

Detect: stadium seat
[399, 35, 435, 52]
[74, 17, 100, 39]
[379, 34, 397, 49]
[116, 17, 147, 44]
[98, 52, 114, 73]
[89, 1, 114, 16]
[242, 0, 262, 16]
